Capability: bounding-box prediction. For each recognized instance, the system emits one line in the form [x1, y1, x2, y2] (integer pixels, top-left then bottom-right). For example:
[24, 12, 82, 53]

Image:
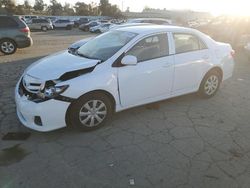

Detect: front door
[118, 33, 174, 107]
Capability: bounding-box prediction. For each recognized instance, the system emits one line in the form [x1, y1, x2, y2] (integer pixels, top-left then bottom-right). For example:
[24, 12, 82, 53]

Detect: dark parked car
[74, 18, 89, 27]
[79, 21, 100, 31]
[0, 15, 32, 55]
[68, 37, 93, 54]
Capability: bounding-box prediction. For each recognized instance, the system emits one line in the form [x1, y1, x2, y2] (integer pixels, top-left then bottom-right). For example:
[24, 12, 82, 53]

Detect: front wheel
[68, 93, 113, 131]
[199, 70, 222, 98]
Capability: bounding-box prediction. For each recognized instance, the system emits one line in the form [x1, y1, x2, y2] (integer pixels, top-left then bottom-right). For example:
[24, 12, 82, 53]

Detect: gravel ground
[1, 29, 250, 188]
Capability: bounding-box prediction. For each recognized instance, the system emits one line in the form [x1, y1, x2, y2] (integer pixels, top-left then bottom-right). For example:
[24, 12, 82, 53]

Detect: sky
[16, 0, 250, 16]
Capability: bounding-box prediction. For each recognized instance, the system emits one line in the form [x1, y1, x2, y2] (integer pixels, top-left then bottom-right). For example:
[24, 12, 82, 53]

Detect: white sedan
[15, 25, 235, 132]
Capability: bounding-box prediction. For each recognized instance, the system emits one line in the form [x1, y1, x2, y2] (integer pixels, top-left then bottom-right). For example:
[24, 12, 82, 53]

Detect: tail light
[20, 27, 30, 33]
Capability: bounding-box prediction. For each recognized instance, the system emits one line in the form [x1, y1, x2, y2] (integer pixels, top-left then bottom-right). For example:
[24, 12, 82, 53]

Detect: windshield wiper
[77, 51, 103, 62]
[76, 51, 91, 59]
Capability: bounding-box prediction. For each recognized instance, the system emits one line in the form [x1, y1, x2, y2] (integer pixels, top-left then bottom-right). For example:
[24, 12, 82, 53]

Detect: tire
[41, 26, 48, 32]
[0, 39, 17, 55]
[199, 70, 222, 98]
[68, 93, 113, 131]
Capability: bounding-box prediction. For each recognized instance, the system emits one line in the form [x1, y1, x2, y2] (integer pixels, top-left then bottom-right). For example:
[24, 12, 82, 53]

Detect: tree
[47, 0, 63, 15]
[143, 6, 152, 12]
[1, 0, 16, 14]
[99, 0, 121, 17]
[15, 4, 25, 15]
[109, 5, 122, 18]
[23, 0, 32, 13]
[99, 0, 110, 16]
[90, 2, 99, 15]
[125, 7, 130, 13]
[34, 0, 45, 12]
[63, 3, 74, 16]
[74, 2, 90, 15]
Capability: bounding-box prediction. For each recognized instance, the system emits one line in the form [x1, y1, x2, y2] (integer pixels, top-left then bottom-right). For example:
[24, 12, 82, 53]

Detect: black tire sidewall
[199, 70, 222, 98]
[0, 39, 17, 55]
[68, 93, 113, 131]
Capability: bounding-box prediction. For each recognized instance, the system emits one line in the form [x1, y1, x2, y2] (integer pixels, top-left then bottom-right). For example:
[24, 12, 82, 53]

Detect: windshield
[77, 30, 137, 61]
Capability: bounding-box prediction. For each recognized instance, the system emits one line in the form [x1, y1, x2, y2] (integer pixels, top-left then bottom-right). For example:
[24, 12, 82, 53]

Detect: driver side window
[126, 34, 169, 62]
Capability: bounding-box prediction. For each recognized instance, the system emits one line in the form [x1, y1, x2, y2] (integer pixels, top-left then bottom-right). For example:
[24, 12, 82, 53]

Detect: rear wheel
[199, 70, 222, 98]
[68, 93, 113, 131]
[0, 39, 17, 55]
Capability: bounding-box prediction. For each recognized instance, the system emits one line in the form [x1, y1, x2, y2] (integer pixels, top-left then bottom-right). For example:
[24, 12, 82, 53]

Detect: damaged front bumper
[15, 79, 70, 132]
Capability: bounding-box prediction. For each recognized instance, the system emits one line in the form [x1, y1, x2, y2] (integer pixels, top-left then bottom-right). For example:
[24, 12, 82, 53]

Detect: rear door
[31, 19, 40, 30]
[171, 33, 212, 93]
[54, 20, 63, 28]
[36, 19, 42, 29]
[0, 16, 19, 39]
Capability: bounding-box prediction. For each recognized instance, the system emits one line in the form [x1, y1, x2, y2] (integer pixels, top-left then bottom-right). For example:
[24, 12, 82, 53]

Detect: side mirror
[121, 55, 137, 66]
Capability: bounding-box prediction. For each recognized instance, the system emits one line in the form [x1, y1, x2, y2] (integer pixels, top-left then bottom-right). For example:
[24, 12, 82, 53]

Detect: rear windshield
[0, 17, 18, 28]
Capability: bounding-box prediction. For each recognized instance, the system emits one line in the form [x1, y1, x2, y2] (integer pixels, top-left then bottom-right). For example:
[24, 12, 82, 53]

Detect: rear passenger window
[41, 20, 48, 23]
[173, 33, 207, 54]
[0, 17, 18, 28]
[126, 34, 169, 62]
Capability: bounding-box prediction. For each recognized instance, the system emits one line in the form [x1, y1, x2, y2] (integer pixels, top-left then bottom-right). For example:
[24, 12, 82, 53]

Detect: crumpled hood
[25, 50, 99, 80]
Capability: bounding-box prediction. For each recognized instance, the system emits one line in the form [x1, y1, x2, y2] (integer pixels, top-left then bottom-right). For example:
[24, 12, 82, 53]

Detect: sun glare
[211, 3, 250, 17]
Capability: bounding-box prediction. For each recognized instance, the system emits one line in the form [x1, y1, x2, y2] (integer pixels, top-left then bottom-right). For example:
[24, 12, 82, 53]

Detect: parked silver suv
[27, 18, 53, 31]
[53, 19, 74, 30]
[0, 15, 32, 55]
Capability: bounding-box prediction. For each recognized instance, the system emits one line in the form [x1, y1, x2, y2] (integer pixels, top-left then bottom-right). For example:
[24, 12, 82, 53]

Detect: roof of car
[130, 18, 169, 21]
[117, 25, 197, 35]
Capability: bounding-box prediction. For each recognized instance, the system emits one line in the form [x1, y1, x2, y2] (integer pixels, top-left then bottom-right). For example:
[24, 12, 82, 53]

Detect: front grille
[18, 75, 49, 103]
[22, 74, 44, 94]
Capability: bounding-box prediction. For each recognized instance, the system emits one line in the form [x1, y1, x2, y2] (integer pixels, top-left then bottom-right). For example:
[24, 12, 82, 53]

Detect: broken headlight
[38, 85, 69, 99]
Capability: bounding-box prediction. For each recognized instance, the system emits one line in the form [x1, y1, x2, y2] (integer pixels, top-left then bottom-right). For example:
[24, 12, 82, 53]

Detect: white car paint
[127, 18, 172, 25]
[25, 51, 100, 80]
[15, 25, 235, 132]
[110, 23, 151, 30]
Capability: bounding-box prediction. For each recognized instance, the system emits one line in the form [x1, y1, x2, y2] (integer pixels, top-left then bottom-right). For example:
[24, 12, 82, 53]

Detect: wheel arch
[0, 38, 17, 46]
[206, 66, 223, 81]
[199, 66, 223, 90]
[65, 89, 116, 126]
